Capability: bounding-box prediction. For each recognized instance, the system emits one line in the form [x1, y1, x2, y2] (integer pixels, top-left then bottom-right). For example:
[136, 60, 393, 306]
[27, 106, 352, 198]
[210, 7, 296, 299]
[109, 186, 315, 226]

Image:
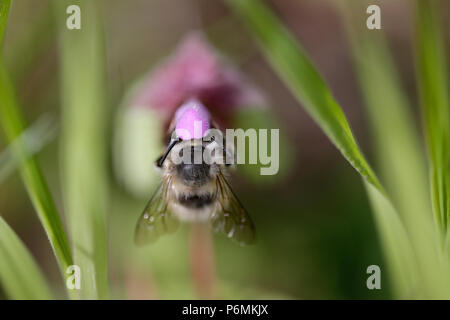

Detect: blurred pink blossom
[130, 32, 266, 128]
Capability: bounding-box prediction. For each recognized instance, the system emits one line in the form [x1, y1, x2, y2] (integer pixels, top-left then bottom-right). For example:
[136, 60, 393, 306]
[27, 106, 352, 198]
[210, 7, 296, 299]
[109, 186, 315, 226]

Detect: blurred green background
[2, 0, 449, 299]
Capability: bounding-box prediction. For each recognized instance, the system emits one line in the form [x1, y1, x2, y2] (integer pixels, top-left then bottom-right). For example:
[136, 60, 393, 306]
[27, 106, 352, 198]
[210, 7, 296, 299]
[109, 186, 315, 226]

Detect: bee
[134, 99, 255, 245]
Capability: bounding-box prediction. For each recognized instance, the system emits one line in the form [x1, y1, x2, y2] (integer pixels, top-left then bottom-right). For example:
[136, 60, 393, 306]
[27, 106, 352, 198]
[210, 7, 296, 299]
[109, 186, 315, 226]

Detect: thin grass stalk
[0, 114, 57, 183]
[53, 0, 109, 299]
[0, 61, 76, 298]
[337, 0, 438, 297]
[0, 0, 74, 299]
[0, 216, 53, 299]
[414, 0, 450, 236]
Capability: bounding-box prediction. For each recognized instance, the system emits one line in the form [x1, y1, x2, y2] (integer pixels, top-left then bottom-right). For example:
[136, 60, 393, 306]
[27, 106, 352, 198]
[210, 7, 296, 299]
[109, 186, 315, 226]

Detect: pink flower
[129, 32, 266, 128]
[115, 32, 282, 198]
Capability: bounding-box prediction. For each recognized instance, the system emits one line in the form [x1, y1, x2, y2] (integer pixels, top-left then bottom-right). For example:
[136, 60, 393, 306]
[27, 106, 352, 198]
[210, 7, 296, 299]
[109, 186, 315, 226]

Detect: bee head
[158, 130, 226, 188]
[176, 145, 211, 186]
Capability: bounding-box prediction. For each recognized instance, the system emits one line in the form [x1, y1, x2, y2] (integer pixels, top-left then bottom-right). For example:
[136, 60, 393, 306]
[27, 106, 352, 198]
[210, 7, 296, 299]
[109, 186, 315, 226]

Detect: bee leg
[154, 155, 164, 172]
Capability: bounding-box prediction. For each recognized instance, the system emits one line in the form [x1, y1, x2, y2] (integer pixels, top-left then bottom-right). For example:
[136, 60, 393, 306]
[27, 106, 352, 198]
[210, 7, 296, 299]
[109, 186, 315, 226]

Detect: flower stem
[189, 223, 217, 299]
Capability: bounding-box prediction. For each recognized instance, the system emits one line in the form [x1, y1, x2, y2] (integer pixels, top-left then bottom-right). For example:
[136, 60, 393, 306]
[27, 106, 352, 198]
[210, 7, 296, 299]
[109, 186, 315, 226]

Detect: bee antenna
[158, 138, 180, 167]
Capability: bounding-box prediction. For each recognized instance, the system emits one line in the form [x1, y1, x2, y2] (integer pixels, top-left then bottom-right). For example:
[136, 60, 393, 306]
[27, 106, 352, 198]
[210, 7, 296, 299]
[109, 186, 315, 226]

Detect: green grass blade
[226, 0, 382, 193]
[225, 0, 445, 297]
[363, 182, 416, 298]
[414, 0, 450, 233]
[0, 0, 10, 46]
[0, 2, 74, 297]
[0, 114, 58, 183]
[339, 1, 431, 231]
[0, 63, 74, 296]
[0, 216, 53, 299]
[337, 1, 442, 297]
[53, 0, 109, 299]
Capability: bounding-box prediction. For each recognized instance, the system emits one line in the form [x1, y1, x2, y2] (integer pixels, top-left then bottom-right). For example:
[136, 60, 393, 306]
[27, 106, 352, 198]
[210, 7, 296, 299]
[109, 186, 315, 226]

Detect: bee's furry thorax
[158, 139, 226, 222]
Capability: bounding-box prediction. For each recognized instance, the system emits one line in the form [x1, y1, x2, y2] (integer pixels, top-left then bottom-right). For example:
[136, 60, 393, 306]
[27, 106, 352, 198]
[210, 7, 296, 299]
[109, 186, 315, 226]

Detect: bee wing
[134, 178, 179, 245]
[211, 173, 255, 245]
